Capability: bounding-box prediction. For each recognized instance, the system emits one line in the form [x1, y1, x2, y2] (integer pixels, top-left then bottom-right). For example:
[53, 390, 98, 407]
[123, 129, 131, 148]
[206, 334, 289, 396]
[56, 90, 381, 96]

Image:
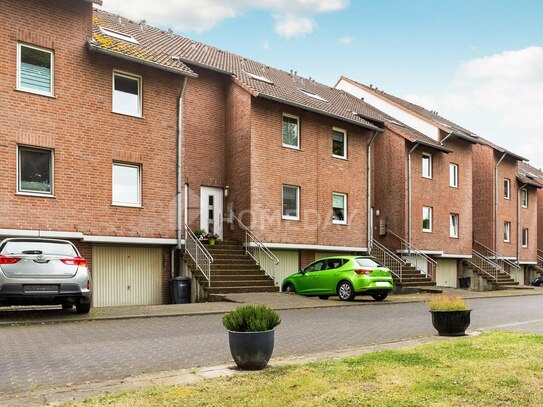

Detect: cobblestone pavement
[1, 294, 542, 396]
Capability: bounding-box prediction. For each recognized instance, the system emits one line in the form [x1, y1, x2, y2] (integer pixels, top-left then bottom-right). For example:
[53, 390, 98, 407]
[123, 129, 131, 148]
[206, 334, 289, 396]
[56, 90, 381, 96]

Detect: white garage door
[93, 246, 163, 307]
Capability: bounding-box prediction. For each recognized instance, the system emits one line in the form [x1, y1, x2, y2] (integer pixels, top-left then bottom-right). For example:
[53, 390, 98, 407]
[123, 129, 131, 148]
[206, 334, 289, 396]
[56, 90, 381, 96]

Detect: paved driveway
[1, 295, 542, 395]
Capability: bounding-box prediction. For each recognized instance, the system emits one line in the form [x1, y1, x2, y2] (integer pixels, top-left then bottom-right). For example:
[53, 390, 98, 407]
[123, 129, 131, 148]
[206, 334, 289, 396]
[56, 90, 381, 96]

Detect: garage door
[92, 246, 163, 307]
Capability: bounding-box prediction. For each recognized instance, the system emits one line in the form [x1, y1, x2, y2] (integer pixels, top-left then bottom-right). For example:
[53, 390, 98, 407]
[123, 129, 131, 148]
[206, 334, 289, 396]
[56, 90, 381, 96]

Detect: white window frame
[504, 221, 511, 242]
[112, 70, 143, 118]
[449, 163, 458, 188]
[112, 162, 142, 207]
[332, 192, 347, 225]
[504, 178, 511, 200]
[522, 228, 529, 248]
[422, 206, 432, 232]
[450, 213, 459, 238]
[422, 153, 432, 179]
[332, 127, 347, 159]
[282, 113, 300, 150]
[17, 145, 54, 197]
[17, 43, 54, 97]
[521, 189, 528, 208]
[282, 185, 300, 220]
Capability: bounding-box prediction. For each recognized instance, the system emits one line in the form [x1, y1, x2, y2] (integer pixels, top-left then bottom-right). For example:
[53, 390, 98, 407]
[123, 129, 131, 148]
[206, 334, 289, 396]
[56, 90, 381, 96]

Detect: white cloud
[339, 36, 355, 45]
[98, 0, 348, 37]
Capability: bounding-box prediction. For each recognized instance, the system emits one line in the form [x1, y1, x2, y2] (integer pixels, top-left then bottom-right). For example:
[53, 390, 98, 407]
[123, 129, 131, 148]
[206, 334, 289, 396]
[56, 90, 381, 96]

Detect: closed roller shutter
[93, 246, 163, 307]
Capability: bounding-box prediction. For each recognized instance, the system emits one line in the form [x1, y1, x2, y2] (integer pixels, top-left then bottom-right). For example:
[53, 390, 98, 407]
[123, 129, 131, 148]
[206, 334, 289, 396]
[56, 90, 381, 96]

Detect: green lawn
[65, 332, 543, 407]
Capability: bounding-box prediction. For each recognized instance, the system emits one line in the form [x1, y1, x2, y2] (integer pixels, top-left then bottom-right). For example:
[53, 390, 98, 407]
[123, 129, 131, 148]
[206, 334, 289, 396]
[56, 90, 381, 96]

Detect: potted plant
[194, 228, 206, 240]
[427, 295, 472, 336]
[204, 232, 219, 246]
[222, 305, 281, 370]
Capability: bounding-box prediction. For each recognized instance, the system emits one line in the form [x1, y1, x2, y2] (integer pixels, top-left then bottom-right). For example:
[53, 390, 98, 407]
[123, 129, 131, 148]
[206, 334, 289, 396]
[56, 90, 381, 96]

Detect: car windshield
[354, 258, 381, 268]
[1, 241, 77, 256]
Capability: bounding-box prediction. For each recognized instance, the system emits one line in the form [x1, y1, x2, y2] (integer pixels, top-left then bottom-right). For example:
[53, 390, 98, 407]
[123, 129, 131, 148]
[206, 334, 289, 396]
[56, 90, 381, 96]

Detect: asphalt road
[1, 295, 542, 394]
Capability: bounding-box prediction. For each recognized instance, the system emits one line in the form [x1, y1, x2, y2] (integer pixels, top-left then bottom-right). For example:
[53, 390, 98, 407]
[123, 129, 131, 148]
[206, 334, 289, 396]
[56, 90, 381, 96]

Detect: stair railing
[387, 230, 437, 282]
[473, 240, 518, 278]
[466, 250, 500, 282]
[537, 249, 543, 269]
[184, 224, 213, 286]
[370, 239, 405, 281]
[232, 215, 279, 280]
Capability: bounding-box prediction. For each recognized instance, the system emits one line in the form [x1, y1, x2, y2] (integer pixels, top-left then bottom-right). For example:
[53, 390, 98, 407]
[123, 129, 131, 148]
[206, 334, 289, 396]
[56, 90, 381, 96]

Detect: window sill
[111, 111, 144, 119]
[282, 217, 300, 221]
[332, 155, 348, 161]
[422, 230, 432, 233]
[15, 88, 56, 99]
[111, 203, 143, 209]
[15, 192, 56, 199]
[449, 236, 459, 239]
[333, 221, 348, 225]
[449, 185, 458, 189]
[422, 176, 433, 180]
[282, 144, 301, 151]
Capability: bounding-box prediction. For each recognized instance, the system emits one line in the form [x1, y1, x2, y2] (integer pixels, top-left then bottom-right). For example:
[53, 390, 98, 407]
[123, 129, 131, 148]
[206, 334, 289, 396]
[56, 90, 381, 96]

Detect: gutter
[87, 43, 198, 78]
[407, 142, 420, 250]
[517, 183, 528, 265]
[367, 131, 379, 253]
[495, 152, 507, 252]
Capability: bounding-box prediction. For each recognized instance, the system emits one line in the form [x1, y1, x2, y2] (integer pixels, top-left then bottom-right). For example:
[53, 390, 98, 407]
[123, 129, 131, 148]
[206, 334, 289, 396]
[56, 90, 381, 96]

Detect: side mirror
[299, 269, 306, 275]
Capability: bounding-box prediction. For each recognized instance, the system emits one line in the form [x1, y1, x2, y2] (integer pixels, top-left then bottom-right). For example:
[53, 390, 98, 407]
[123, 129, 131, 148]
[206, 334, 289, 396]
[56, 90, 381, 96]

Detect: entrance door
[200, 186, 223, 239]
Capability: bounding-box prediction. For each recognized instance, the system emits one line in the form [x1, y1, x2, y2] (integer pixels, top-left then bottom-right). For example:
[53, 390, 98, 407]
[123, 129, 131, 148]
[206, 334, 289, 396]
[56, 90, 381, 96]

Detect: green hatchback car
[282, 256, 394, 301]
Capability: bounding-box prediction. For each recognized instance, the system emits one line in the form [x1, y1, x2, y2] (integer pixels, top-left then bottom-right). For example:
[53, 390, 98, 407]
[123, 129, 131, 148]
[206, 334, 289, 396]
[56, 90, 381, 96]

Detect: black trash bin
[458, 277, 471, 289]
[170, 276, 191, 304]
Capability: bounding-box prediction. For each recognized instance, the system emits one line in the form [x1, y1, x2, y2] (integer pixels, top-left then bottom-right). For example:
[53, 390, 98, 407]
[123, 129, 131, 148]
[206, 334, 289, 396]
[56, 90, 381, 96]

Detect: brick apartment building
[0, 0, 197, 306]
[336, 76, 542, 287]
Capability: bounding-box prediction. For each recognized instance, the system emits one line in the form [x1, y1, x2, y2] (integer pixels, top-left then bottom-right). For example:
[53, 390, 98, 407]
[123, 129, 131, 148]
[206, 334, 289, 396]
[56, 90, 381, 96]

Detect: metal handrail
[232, 215, 279, 280]
[474, 240, 519, 277]
[387, 230, 437, 281]
[184, 224, 213, 286]
[467, 250, 500, 281]
[371, 239, 405, 281]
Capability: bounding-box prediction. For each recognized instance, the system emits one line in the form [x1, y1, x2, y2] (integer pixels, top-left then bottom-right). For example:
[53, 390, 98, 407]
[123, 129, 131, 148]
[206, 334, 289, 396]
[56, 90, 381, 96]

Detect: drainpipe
[517, 183, 527, 264]
[173, 77, 188, 279]
[367, 131, 379, 253]
[407, 143, 420, 253]
[495, 153, 507, 253]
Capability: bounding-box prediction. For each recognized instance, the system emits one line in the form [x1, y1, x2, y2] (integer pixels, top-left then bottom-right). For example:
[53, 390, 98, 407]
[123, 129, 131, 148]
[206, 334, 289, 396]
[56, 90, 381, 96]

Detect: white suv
[0, 238, 92, 313]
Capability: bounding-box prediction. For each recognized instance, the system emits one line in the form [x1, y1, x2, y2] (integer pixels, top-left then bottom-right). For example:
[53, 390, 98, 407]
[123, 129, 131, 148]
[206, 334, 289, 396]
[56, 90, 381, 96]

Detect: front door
[200, 186, 223, 239]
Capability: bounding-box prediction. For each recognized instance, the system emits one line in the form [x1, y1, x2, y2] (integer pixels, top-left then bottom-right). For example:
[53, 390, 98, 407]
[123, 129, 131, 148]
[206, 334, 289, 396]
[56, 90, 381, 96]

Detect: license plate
[24, 284, 59, 293]
[375, 282, 390, 287]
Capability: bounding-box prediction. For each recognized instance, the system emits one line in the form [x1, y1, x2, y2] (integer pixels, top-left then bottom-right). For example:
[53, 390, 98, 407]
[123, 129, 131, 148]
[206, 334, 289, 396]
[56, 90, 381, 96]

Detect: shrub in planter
[223, 305, 281, 370]
[427, 295, 471, 336]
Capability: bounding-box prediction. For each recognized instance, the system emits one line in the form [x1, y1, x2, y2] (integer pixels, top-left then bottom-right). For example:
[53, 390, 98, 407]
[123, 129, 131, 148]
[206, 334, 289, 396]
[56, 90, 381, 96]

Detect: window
[450, 213, 459, 238]
[422, 206, 432, 232]
[332, 128, 347, 159]
[522, 228, 529, 248]
[303, 260, 326, 273]
[449, 163, 458, 188]
[113, 71, 142, 117]
[422, 153, 432, 179]
[112, 163, 141, 207]
[332, 193, 347, 224]
[99, 26, 139, 44]
[282, 185, 300, 220]
[18, 146, 54, 195]
[17, 43, 54, 96]
[325, 258, 346, 270]
[504, 221, 511, 242]
[521, 189, 528, 208]
[282, 114, 299, 149]
[504, 178, 511, 200]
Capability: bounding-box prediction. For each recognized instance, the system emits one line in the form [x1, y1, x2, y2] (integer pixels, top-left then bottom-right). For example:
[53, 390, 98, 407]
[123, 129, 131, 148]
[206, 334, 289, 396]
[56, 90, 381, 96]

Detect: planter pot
[430, 310, 472, 336]
[228, 329, 275, 370]
[208, 238, 216, 246]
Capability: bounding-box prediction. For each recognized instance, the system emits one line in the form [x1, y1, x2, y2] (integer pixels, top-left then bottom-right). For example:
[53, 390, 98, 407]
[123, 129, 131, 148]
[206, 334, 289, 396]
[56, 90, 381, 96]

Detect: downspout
[367, 131, 379, 253]
[495, 153, 507, 252]
[517, 183, 528, 264]
[407, 143, 420, 252]
[173, 77, 188, 279]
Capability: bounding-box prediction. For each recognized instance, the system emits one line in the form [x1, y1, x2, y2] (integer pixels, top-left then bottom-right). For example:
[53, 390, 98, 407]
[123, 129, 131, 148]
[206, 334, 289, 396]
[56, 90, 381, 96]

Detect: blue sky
[100, 0, 543, 168]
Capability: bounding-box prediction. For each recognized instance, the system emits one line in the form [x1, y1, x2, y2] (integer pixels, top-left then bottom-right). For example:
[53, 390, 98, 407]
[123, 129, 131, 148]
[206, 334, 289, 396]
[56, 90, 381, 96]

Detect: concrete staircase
[464, 253, 518, 289]
[189, 241, 279, 295]
[392, 261, 436, 287]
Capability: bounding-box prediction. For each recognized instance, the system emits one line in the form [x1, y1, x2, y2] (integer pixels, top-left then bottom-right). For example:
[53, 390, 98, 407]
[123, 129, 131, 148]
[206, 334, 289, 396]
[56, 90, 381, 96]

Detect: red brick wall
[1, 0, 182, 239]
[519, 184, 538, 263]
[299, 250, 316, 269]
[538, 189, 543, 251]
[472, 144, 496, 248]
[496, 155, 519, 257]
[249, 98, 370, 249]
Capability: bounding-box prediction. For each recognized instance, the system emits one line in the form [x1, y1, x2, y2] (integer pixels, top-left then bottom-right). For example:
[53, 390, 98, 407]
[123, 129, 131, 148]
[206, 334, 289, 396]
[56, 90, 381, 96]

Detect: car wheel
[283, 283, 296, 294]
[372, 293, 388, 301]
[337, 281, 355, 301]
[318, 295, 329, 300]
[76, 302, 91, 314]
[62, 303, 73, 310]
